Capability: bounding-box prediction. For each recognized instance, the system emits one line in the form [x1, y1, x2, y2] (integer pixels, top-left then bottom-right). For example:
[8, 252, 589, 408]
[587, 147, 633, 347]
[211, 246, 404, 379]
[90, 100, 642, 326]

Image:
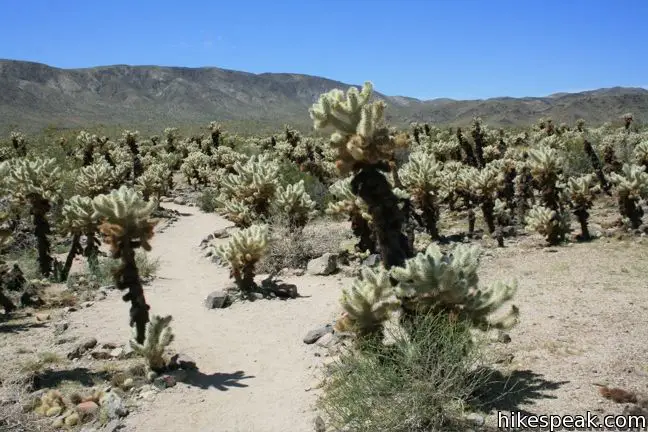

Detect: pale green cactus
[391, 244, 518, 331]
[211, 146, 247, 171]
[525, 205, 570, 245]
[216, 200, 256, 228]
[180, 151, 212, 187]
[212, 224, 269, 296]
[309, 81, 402, 174]
[59, 195, 101, 279]
[108, 145, 135, 183]
[136, 162, 171, 202]
[326, 177, 372, 222]
[634, 141, 648, 169]
[335, 267, 400, 338]
[609, 163, 648, 229]
[10, 131, 27, 157]
[271, 180, 318, 229]
[564, 174, 599, 239]
[75, 160, 116, 197]
[129, 314, 174, 373]
[92, 185, 158, 344]
[399, 152, 444, 239]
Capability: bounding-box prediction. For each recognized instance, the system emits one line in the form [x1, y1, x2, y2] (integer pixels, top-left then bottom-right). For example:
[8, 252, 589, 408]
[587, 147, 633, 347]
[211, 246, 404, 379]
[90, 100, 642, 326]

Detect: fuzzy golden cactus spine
[310, 82, 412, 269]
[6, 158, 62, 277]
[92, 186, 157, 343]
[609, 164, 648, 229]
[391, 243, 518, 330]
[565, 174, 599, 240]
[129, 314, 174, 373]
[336, 267, 399, 339]
[212, 224, 269, 297]
[271, 180, 318, 230]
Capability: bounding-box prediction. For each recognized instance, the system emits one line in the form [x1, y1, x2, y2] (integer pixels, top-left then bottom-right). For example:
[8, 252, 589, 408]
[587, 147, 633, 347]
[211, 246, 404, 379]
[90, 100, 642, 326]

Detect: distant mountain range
[1, 59, 647, 134]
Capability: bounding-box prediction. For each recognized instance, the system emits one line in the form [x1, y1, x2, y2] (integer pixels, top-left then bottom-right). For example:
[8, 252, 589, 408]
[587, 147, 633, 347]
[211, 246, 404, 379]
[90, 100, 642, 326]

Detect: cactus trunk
[30, 195, 53, 277]
[481, 200, 496, 234]
[619, 194, 643, 229]
[351, 166, 412, 269]
[574, 208, 591, 240]
[350, 213, 377, 254]
[233, 263, 256, 297]
[117, 242, 151, 344]
[583, 139, 611, 193]
[420, 194, 440, 240]
[60, 234, 82, 282]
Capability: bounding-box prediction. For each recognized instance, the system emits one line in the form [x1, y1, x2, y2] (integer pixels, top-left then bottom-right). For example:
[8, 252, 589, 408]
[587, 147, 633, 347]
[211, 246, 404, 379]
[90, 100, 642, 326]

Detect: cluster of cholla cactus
[129, 314, 175, 375]
[136, 162, 172, 202]
[271, 180, 318, 229]
[564, 174, 599, 240]
[4, 157, 62, 277]
[310, 82, 411, 268]
[609, 164, 648, 229]
[92, 186, 157, 343]
[336, 243, 518, 340]
[212, 224, 269, 298]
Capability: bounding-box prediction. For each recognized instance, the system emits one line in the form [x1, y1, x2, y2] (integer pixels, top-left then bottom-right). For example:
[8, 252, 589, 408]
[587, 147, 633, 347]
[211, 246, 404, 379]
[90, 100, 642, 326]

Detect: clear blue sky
[2, 0, 647, 100]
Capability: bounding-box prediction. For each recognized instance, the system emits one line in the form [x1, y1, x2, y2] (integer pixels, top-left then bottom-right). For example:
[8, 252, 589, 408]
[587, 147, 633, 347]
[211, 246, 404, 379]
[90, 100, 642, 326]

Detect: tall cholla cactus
[129, 314, 174, 374]
[6, 158, 62, 277]
[310, 82, 411, 268]
[399, 152, 444, 240]
[180, 151, 212, 187]
[59, 195, 101, 280]
[335, 267, 399, 338]
[609, 164, 648, 229]
[271, 180, 318, 229]
[76, 160, 116, 197]
[633, 141, 648, 172]
[10, 131, 28, 157]
[564, 174, 599, 240]
[326, 177, 376, 254]
[525, 205, 570, 245]
[212, 224, 269, 297]
[121, 130, 143, 178]
[92, 186, 158, 344]
[391, 244, 518, 331]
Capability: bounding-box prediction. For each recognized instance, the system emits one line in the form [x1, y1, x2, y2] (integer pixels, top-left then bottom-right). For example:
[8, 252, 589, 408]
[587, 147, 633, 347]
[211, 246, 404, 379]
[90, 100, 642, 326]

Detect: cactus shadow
[0, 319, 48, 334]
[178, 369, 254, 391]
[31, 367, 110, 390]
[469, 368, 569, 416]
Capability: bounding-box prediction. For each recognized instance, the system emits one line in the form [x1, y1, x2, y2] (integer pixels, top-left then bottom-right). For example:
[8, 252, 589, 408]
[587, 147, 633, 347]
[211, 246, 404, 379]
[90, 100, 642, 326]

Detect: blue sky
[1, 0, 647, 100]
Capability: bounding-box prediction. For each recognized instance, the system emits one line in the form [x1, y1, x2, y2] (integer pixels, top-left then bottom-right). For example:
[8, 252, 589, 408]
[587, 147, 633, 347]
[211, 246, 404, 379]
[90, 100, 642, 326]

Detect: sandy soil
[3, 201, 648, 432]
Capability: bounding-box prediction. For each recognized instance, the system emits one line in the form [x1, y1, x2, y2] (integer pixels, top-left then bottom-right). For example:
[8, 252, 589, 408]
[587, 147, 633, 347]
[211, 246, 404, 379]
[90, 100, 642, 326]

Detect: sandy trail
[67, 204, 348, 432]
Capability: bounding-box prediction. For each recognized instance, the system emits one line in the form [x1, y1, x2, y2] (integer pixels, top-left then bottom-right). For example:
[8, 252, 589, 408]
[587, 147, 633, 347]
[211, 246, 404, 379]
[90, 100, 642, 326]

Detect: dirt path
[66, 204, 350, 432]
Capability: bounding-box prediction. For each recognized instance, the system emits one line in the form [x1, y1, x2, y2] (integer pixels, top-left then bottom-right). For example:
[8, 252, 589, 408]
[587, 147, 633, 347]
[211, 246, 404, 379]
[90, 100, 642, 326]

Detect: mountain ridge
[1, 59, 647, 134]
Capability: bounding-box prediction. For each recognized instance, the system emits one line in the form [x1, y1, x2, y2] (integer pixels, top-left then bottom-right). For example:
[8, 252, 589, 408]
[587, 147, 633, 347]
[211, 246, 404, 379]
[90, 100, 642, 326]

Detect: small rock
[99, 392, 128, 420]
[304, 324, 333, 344]
[316, 333, 338, 348]
[153, 375, 177, 390]
[67, 337, 98, 359]
[362, 254, 381, 267]
[251, 292, 264, 300]
[76, 401, 99, 416]
[204, 290, 230, 309]
[102, 342, 118, 350]
[307, 253, 338, 276]
[120, 378, 134, 390]
[65, 306, 77, 313]
[53, 322, 69, 335]
[110, 348, 125, 359]
[81, 337, 98, 350]
[35, 313, 51, 322]
[91, 350, 112, 360]
[82, 301, 94, 308]
[314, 415, 326, 432]
[173, 196, 187, 205]
[56, 336, 77, 345]
[272, 283, 298, 299]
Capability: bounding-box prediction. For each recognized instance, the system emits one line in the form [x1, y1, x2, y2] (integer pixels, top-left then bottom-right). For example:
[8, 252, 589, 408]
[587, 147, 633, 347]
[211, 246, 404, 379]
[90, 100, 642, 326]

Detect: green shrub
[198, 187, 220, 213]
[319, 312, 490, 432]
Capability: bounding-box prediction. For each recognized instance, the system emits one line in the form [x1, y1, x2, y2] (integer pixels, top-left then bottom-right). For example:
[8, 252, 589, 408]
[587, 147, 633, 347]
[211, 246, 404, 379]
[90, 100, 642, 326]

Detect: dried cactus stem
[350, 165, 412, 269]
[515, 166, 534, 224]
[29, 194, 53, 277]
[115, 241, 151, 344]
[573, 208, 591, 240]
[480, 200, 496, 234]
[60, 234, 83, 282]
[420, 194, 440, 240]
[583, 139, 611, 193]
[233, 263, 257, 298]
[84, 231, 100, 273]
[350, 213, 377, 254]
[618, 192, 643, 229]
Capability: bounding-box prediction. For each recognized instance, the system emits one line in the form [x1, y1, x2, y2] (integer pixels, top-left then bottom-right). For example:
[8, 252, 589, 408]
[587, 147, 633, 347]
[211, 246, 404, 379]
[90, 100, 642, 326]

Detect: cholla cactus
[129, 314, 174, 373]
[310, 82, 411, 268]
[326, 177, 375, 253]
[6, 157, 62, 276]
[10, 131, 27, 157]
[525, 205, 570, 245]
[461, 164, 504, 236]
[527, 147, 563, 209]
[391, 244, 518, 331]
[216, 154, 280, 226]
[564, 174, 599, 240]
[271, 180, 318, 229]
[609, 164, 648, 229]
[634, 141, 648, 171]
[76, 160, 116, 197]
[180, 150, 212, 187]
[59, 195, 101, 280]
[108, 145, 135, 183]
[212, 224, 269, 297]
[92, 186, 158, 343]
[136, 162, 171, 202]
[335, 267, 399, 338]
[399, 152, 444, 239]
